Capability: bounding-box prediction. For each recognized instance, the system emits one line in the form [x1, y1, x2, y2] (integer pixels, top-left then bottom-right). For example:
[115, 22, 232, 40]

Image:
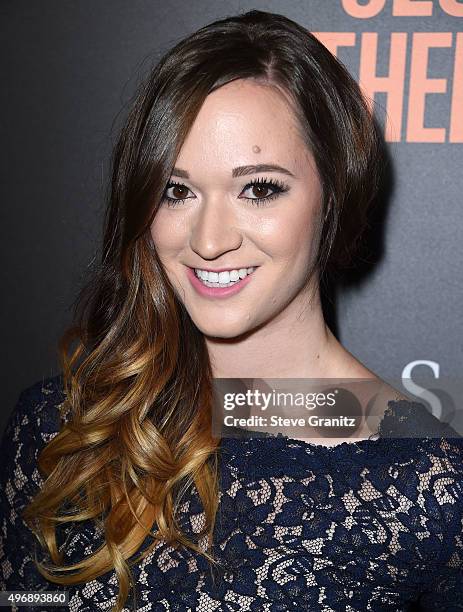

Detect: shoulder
[379, 398, 463, 442]
[0, 375, 68, 590]
[420, 434, 463, 481]
[6, 374, 66, 435]
[385, 402, 463, 526]
[0, 374, 67, 484]
[379, 398, 463, 476]
[5, 374, 65, 441]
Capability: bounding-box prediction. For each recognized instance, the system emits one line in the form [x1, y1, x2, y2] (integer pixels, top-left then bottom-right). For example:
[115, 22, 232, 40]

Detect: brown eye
[171, 185, 189, 199]
[251, 184, 271, 199]
[162, 181, 195, 207]
[240, 177, 289, 207]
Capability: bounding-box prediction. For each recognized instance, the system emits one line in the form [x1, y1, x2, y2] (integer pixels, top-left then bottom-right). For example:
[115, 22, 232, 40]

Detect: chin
[191, 315, 254, 340]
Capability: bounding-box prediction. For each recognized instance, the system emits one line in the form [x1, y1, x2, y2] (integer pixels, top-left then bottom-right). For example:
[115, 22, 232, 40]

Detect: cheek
[256, 201, 320, 263]
[150, 213, 187, 256]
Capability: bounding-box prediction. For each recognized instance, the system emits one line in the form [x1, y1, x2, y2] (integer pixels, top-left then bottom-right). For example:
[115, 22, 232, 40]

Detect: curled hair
[22, 9, 383, 611]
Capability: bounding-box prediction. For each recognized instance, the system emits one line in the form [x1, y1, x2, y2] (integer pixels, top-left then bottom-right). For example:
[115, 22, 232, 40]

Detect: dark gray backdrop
[1, 0, 462, 436]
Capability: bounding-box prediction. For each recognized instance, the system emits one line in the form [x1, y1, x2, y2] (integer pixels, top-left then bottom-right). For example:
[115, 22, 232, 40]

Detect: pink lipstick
[187, 266, 257, 299]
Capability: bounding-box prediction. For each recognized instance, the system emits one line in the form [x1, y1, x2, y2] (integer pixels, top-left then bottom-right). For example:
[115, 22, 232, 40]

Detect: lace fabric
[1, 375, 462, 611]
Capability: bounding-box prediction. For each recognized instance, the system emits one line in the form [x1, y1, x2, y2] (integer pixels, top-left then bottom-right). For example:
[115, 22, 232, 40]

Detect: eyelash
[161, 176, 290, 208]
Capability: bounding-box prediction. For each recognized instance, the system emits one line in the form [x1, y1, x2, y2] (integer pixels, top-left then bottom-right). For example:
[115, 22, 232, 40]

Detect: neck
[205, 283, 359, 380]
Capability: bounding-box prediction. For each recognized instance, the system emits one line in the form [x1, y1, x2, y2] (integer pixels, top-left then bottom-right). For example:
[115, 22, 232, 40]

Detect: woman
[1, 9, 462, 612]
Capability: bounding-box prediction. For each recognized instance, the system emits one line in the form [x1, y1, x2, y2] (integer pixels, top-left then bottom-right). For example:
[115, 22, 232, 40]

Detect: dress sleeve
[414, 436, 463, 611]
[0, 380, 66, 595]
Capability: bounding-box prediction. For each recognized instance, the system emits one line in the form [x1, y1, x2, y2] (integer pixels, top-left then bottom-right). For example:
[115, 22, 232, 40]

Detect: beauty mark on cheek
[252, 145, 261, 154]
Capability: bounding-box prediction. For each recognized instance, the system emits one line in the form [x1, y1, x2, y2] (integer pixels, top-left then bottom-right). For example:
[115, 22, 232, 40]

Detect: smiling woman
[150, 78, 327, 345]
[1, 8, 462, 612]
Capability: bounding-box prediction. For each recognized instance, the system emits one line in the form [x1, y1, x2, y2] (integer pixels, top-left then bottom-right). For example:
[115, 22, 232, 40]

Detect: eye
[239, 177, 289, 206]
[161, 181, 195, 207]
[161, 176, 290, 208]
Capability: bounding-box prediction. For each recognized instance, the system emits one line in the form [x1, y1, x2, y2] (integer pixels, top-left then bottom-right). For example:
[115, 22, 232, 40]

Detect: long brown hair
[22, 9, 382, 612]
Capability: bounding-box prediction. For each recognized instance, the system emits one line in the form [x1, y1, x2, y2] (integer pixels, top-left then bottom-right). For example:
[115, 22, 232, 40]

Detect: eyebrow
[171, 163, 295, 179]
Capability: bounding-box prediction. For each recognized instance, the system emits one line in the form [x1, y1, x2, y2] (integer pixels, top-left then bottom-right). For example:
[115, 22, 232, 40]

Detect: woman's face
[150, 78, 324, 339]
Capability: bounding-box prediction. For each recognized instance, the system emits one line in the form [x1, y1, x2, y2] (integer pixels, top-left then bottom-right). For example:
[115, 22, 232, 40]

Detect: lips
[190, 266, 258, 274]
[186, 265, 256, 299]
[194, 267, 256, 285]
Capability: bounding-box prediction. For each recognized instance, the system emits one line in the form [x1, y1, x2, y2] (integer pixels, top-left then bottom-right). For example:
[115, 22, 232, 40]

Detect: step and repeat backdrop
[2, 0, 462, 434]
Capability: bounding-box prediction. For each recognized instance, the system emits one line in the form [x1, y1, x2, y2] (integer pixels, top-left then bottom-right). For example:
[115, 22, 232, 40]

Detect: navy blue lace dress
[1, 375, 462, 611]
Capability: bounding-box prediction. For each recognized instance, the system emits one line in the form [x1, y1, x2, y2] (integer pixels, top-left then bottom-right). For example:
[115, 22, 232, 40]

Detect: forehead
[175, 79, 310, 173]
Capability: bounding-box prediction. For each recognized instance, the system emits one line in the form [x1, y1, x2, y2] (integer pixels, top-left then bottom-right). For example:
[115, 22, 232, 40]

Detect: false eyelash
[241, 176, 289, 206]
[161, 176, 290, 207]
[161, 180, 190, 207]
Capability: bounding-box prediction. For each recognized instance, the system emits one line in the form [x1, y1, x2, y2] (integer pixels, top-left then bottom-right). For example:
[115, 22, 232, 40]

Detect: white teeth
[194, 266, 256, 287]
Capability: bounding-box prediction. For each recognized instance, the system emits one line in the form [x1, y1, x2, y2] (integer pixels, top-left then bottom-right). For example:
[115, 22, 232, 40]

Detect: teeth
[194, 266, 256, 287]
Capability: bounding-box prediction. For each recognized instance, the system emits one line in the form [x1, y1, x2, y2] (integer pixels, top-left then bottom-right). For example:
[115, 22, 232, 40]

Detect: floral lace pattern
[1, 375, 462, 611]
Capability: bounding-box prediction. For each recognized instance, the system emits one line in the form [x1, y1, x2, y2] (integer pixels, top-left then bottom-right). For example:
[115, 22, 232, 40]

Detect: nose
[189, 196, 243, 260]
